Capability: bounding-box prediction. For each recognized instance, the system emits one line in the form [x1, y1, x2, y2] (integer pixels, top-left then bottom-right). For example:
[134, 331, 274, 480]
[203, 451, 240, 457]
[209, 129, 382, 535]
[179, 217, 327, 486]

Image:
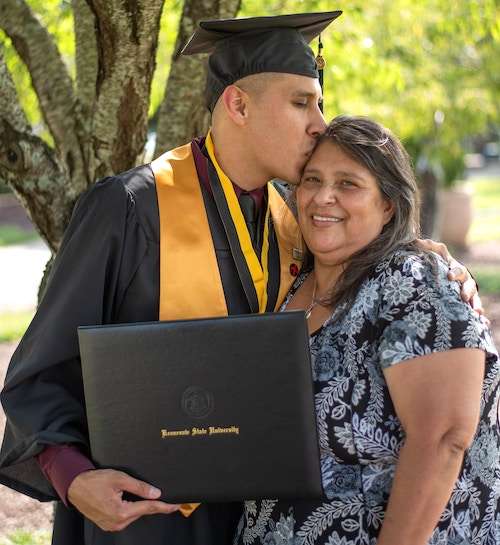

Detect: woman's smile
[311, 213, 344, 226]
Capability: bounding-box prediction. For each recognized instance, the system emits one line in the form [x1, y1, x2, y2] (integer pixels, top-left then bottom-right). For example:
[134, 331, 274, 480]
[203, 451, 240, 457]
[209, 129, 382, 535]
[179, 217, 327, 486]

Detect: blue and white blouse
[234, 249, 500, 545]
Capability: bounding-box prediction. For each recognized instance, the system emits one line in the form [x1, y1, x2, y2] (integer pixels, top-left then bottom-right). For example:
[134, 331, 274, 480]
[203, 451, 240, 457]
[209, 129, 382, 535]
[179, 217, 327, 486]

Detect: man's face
[244, 74, 326, 184]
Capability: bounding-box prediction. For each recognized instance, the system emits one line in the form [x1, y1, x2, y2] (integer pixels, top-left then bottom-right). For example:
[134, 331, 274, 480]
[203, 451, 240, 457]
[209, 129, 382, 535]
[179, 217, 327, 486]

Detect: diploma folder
[78, 311, 322, 503]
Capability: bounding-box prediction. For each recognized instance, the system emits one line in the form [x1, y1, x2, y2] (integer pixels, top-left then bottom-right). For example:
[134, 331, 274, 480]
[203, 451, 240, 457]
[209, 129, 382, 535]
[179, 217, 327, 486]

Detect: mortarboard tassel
[316, 34, 325, 113]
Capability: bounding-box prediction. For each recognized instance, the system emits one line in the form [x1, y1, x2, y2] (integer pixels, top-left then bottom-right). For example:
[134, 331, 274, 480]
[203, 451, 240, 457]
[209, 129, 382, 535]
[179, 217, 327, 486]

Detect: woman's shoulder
[370, 248, 498, 364]
[369, 247, 474, 314]
[366, 246, 460, 304]
[373, 247, 449, 284]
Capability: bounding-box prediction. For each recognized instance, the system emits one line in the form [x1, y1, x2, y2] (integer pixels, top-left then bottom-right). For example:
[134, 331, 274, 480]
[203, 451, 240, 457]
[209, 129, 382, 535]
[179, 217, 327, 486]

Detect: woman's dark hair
[302, 114, 422, 310]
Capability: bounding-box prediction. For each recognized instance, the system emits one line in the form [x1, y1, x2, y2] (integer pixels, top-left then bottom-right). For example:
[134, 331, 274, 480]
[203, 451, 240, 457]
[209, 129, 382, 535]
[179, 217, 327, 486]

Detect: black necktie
[238, 192, 257, 249]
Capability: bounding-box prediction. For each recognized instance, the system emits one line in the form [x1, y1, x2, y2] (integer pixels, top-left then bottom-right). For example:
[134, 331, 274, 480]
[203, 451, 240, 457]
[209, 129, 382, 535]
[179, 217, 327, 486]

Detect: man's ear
[220, 85, 249, 126]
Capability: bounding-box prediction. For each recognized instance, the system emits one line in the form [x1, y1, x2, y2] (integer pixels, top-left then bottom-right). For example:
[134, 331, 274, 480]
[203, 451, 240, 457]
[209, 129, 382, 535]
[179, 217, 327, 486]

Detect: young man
[0, 11, 477, 545]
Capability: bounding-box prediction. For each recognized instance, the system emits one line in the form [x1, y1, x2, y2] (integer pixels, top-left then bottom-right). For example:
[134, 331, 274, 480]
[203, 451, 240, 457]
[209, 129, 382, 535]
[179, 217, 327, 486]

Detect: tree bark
[87, 0, 165, 179]
[2, 0, 225, 250]
[0, 0, 87, 195]
[0, 46, 70, 253]
[154, 0, 241, 156]
[0, 44, 29, 134]
[72, 0, 98, 170]
[0, 0, 167, 250]
[73, 0, 98, 119]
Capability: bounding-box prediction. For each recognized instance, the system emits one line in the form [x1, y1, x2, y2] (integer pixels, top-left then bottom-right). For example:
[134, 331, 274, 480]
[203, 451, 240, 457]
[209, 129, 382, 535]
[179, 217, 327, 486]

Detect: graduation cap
[181, 11, 342, 112]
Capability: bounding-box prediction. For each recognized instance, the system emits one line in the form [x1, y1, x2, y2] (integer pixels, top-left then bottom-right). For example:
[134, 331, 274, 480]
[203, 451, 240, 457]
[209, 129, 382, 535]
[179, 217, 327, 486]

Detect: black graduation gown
[0, 163, 280, 544]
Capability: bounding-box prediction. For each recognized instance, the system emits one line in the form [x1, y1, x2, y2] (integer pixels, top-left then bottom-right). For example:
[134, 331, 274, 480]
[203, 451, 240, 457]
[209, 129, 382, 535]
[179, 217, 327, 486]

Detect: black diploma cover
[78, 311, 322, 503]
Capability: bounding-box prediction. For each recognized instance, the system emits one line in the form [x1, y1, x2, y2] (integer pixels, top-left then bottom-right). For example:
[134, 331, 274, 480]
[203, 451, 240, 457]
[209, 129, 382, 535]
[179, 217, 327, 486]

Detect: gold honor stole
[150, 135, 303, 517]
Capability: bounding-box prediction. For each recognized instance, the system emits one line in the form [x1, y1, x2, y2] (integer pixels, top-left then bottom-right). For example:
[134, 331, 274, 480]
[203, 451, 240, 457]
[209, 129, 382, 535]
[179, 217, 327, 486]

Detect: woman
[234, 116, 499, 545]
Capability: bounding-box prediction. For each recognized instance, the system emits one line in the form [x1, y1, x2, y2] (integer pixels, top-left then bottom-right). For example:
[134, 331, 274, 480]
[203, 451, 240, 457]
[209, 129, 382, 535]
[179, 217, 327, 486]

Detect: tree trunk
[418, 168, 438, 239]
[86, 0, 165, 179]
[1, 0, 235, 250]
[0, 0, 166, 251]
[0, 0, 86, 194]
[154, 0, 241, 156]
[0, 45, 70, 253]
[72, 0, 98, 171]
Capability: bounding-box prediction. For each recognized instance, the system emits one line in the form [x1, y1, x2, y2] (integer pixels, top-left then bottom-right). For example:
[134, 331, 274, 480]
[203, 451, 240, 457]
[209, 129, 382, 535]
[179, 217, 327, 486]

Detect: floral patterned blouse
[234, 250, 500, 545]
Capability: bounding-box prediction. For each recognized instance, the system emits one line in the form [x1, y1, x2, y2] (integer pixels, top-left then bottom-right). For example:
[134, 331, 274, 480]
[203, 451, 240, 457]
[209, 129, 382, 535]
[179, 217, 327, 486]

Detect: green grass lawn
[0, 310, 34, 343]
[470, 265, 500, 295]
[0, 226, 38, 247]
[468, 177, 500, 244]
[0, 531, 51, 545]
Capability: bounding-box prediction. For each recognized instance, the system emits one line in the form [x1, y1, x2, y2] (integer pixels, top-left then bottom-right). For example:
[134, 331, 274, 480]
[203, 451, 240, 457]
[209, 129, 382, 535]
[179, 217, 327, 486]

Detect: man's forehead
[290, 87, 322, 100]
[281, 75, 323, 98]
[237, 72, 321, 98]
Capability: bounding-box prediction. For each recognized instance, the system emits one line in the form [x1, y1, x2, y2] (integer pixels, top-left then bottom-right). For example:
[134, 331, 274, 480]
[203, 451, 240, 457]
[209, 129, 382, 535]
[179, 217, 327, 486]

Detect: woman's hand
[416, 239, 483, 314]
[377, 348, 485, 545]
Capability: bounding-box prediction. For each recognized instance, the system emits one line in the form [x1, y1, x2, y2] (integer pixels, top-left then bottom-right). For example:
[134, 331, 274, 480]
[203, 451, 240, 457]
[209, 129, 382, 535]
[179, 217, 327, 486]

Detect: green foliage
[2, 0, 499, 185]
[1, 0, 74, 144]
[243, 0, 500, 185]
[1, 0, 181, 137]
[149, 4, 183, 119]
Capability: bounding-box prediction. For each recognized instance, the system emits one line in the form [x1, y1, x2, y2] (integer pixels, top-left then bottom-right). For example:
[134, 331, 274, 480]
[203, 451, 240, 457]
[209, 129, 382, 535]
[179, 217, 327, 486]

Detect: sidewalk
[0, 343, 53, 540]
[0, 231, 54, 538]
[0, 231, 54, 539]
[0, 240, 51, 313]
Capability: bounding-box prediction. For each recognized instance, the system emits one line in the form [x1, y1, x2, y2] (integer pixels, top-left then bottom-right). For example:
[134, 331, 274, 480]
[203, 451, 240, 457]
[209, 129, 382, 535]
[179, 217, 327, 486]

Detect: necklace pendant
[305, 303, 316, 320]
[305, 276, 317, 320]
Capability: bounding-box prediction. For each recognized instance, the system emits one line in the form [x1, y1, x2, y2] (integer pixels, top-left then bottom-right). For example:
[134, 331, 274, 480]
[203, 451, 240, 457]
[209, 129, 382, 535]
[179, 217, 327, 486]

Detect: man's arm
[37, 444, 180, 530]
[416, 238, 482, 312]
[37, 445, 95, 506]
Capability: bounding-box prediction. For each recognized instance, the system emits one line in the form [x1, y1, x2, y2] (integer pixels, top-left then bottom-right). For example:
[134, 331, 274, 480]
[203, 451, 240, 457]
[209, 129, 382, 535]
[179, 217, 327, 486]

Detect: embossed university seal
[181, 386, 214, 419]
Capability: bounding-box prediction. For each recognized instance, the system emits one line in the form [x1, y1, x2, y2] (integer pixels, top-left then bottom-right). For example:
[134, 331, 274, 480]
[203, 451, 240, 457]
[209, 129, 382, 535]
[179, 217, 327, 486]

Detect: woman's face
[297, 140, 394, 266]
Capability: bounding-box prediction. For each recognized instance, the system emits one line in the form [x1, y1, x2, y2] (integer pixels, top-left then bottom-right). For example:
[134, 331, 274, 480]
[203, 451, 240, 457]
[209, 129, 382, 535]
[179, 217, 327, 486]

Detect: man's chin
[274, 171, 301, 185]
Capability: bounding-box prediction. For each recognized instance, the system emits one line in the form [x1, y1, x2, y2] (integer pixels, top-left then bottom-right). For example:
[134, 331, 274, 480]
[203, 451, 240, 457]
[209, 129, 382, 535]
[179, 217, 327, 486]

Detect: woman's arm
[377, 348, 485, 545]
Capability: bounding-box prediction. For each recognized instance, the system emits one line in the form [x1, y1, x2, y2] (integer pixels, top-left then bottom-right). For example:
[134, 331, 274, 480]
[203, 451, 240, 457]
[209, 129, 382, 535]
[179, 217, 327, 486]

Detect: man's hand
[67, 469, 180, 532]
[416, 239, 484, 314]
